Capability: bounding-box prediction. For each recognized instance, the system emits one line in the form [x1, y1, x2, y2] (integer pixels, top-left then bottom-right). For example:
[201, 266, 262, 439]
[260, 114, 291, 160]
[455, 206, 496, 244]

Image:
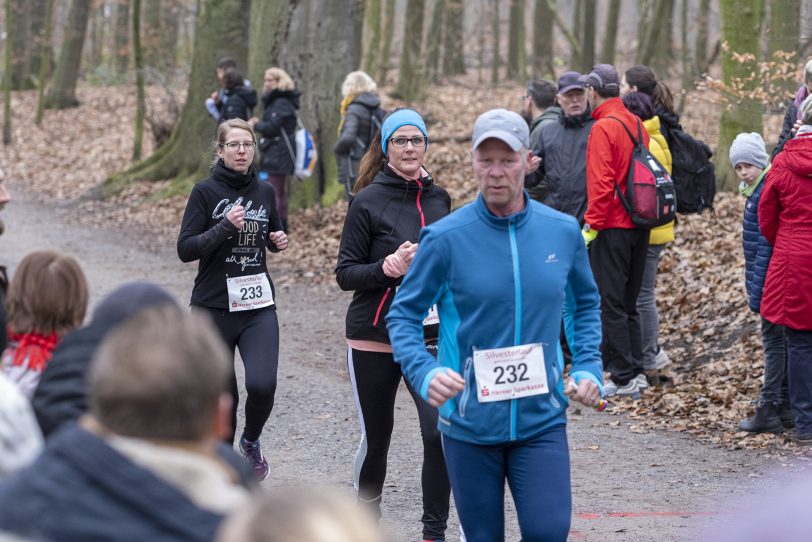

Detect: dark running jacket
[336, 166, 451, 344]
[255, 89, 300, 175]
[218, 85, 258, 122]
[334, 93, 384, 190]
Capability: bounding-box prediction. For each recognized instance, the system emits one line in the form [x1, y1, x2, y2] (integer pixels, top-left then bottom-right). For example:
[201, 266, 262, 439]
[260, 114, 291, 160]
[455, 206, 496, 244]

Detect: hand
[247, 117, 258, 129]
[268, 230, 288, 250]
[525, 154, 541, 175]
[226, 205, 244, 230]
[211, 90, 220, 103]
[792, 119, 802, 136]
[427, 369, 466, 407]
[382, 241, 416, 278]
[582, 227, 598, 247]
[564, 377, 601, 409]
[397, 241, 419, 267]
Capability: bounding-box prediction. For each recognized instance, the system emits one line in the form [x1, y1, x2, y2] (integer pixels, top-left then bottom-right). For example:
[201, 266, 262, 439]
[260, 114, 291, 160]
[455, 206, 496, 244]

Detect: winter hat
[0, 372, 43, 477]
[729, 132, 768, 169]
[381, 108, 428, 156]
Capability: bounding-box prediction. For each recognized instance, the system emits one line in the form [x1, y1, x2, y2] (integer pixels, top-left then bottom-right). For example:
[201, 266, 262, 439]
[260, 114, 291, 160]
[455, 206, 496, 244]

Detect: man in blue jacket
[387, 108, 603, 542]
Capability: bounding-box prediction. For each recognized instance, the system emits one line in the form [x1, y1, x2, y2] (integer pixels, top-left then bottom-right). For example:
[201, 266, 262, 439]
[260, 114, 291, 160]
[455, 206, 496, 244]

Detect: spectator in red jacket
[581, 64, 650, 398]
[759, 95, 812, 445]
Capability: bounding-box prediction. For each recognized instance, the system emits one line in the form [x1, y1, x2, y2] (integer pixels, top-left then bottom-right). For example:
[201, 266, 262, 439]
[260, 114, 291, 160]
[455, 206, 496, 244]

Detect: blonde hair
[6, 251, 88, 336]
[215, 487, 382, 542]
[265, 67, 295, 92]
[801, 94, 812, 125]
[341, 71, 377, 99]
[804, 59, 812, 84]
[211, 118, 256, 166]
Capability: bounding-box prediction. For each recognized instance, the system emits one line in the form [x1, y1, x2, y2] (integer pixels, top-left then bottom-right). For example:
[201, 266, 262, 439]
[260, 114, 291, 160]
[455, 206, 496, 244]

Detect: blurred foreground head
[216, 487, 385, 542]
[88, 305, 231, 441]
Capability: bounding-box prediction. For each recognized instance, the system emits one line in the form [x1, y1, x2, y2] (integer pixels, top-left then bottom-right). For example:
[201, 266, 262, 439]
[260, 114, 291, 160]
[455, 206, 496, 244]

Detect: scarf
[212, 159, 255, 191]
[739, 164, 770, 197]
[337, 93, 358, 135]
[5, 330, 59, 372]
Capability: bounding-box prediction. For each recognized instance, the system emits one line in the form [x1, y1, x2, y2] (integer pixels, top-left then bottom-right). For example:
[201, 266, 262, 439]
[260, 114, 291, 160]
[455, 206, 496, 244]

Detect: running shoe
[634, 373, 649, 391]
[604, 379, 640, 398]
[239, 437, 270, 481]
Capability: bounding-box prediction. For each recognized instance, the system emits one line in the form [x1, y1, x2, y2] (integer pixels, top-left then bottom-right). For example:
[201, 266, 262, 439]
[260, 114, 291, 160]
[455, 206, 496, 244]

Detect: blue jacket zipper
[508, 218, 522, 441]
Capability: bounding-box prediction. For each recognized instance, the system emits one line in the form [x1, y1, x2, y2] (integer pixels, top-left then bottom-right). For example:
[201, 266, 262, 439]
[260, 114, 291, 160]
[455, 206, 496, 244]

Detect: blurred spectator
[771, 59, 812, 160]
[1, 251, 87, 398]
[524, 78, 560, 149]
[217, 68, 258, 122]
[0, 305, 253, 541]
[0, 372, 42, 478]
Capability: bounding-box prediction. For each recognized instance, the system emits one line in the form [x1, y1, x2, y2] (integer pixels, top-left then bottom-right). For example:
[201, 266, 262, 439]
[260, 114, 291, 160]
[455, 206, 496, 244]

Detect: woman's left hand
[269, 230, 288, 250]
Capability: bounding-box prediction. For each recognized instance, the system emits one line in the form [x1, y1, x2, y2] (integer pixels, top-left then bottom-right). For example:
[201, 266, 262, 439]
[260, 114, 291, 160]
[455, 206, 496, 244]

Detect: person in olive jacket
[249, 67, 300, 232]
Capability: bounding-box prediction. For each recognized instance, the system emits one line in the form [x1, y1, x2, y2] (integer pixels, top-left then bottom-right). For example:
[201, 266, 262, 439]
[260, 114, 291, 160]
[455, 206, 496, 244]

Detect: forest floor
[1, 80, 808, 539]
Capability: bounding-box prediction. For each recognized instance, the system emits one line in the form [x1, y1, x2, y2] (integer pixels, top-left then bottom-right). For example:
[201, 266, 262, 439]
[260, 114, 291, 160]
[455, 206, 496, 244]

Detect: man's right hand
[427, 369, 466, 407]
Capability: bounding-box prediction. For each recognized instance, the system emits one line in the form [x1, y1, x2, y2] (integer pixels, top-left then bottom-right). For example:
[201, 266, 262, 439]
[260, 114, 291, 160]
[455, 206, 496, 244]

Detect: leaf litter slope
[1, 82, 799, 454]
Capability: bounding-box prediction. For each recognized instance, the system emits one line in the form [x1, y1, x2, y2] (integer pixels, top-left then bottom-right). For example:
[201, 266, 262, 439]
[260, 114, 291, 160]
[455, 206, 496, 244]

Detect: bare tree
[532, 0, 553, 77]
[3, 0, 13, 144]
[45, 0, 92, 109]
[767, 0, 802, 95]
[507, 0, 525, 79]
[133, 0, 146, 160]
[394, 0, 427, 100]
[378, 0, 396, 83]
[491, 0, 500, 85]
[35, 0, 55, 124]
[443, 1, 465, 75]
[599, 0, 621, 65]
[361, 0, 382, 77]
[114, 0, 131, 75]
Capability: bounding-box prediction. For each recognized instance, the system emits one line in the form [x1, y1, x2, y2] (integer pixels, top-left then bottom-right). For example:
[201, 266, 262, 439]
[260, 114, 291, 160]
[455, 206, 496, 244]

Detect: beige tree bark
[45, 0, 92, 109]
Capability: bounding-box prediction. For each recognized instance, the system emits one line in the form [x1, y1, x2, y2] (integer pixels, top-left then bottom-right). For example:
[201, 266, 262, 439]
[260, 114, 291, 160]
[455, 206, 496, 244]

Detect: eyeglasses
[221, 141, 256, 151]
[389, 136, 426, 149]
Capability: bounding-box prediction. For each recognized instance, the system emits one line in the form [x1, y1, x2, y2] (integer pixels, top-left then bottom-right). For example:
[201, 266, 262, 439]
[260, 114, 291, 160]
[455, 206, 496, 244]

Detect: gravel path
[3, 182, 796, 542]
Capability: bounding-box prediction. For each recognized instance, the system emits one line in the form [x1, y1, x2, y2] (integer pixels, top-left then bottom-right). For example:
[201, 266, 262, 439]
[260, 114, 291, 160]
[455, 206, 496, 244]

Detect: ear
[212, 393, 233, 441]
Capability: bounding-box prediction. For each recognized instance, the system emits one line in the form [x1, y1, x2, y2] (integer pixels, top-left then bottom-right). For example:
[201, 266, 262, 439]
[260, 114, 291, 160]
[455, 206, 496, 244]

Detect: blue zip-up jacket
[386, 193, 603, 445]
[742, 168, 773, 313]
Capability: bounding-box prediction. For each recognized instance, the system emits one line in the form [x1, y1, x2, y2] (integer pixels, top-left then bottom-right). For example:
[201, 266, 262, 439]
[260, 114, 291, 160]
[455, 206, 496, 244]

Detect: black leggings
[197, 306, 279, 443]
[348, 348, 450, 540]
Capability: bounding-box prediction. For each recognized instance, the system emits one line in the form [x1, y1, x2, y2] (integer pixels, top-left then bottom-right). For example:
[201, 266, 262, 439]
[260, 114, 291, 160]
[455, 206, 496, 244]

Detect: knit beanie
[381, 108, 428, 156]
[729, 132, 768, 169]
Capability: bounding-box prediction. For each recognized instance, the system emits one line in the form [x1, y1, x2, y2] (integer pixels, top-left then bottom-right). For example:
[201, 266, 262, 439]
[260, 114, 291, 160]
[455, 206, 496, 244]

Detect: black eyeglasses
[389, 136, 426, 149]
[220, 141, 256, 151]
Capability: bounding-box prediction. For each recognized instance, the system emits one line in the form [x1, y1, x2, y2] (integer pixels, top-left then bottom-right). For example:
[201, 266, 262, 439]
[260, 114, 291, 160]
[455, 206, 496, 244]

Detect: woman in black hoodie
[177, 119, 288, 482]
[249, 67, 300, 233]
[335, 108, 452, 541]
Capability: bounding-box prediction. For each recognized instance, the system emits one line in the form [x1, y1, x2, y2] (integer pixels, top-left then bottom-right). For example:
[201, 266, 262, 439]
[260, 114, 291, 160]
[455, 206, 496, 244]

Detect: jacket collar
[591, 97, 626, 120]
[474, 191, 532, 229]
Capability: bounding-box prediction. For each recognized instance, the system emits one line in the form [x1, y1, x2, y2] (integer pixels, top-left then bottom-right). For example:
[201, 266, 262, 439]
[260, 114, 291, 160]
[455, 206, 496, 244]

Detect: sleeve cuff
[420, 367, 446, 401]
[570, 370, 604, 397]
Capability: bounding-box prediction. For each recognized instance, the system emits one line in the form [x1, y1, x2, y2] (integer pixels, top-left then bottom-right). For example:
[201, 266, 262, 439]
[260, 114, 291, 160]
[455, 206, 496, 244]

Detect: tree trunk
[114, 0, 130, 75]
[133, 0, 146, 161]
[45, 0, 92, 109]
[361, 0, 382, 77]
[600, 0, 621, 65]
[443, 1, 465, 75]
[715, 0, 764, 192]
[4, 0, 13, 145]
[30, 0, 52, 82]
[651, 0, 674, 76]
[35, 0, 55, 125]
[581, 0, 595, 72]
[678, 0, 690, 112]
[507, 0, 524, 79]
[89, 2, 105, 70]
[143, 0, 162, 71]
[532, 0, 553, 77]
[426, 0, 447, 82]
[247, 0, 296, 93]
[694, 0, 710, 76]
[377, 0, 395, 83]
[572, 0, 583, 68]
[491, 0, 500, 85]
[394, 0, 426, 100]
[9, 0, 34, 90]
[767, 0, 801, 95]
[161, 0, 181, 74]
[105, 0, 248, 193]
[353, 0, 365, 71]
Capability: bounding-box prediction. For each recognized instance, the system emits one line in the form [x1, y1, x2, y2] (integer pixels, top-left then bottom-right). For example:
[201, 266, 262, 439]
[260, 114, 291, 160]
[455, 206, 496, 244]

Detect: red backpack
[608, 116, 677, 229]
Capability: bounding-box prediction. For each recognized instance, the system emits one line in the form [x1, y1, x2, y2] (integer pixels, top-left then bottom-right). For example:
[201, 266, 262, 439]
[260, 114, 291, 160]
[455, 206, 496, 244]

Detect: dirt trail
[2, 182, 795, 541]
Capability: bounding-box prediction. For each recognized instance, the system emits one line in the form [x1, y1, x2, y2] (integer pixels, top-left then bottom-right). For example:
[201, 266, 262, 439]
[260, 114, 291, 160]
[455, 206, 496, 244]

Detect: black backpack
[608, 116, 677, 229]
[660, 123, 716, 213]
[368, 106, 386, 147]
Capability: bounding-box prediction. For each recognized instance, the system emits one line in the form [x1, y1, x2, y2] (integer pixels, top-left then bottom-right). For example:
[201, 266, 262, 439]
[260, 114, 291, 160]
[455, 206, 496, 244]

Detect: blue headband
[381, 108, 428, 156]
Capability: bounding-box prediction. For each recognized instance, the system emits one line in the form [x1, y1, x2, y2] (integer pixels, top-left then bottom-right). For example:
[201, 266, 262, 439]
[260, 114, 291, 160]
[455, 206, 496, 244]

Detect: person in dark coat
[334, 71, 385, 198]
[0, 305, 255, 542]
[728, 133, 791, 434]
[31, 282, 178, 438]
[218, 68, 258, 122]
[0, 179, 10, 354]
[249, 67, 300, 233]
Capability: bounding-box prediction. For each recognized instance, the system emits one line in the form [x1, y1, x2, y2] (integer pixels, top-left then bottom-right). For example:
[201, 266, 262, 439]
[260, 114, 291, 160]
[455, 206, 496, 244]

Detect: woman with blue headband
[336, 108, 452, 541]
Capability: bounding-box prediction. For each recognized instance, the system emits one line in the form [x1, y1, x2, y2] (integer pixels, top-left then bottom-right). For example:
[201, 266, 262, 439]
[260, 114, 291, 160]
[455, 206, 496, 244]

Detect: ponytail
[652, 80, 676, 115]
[352, 126, 385, 194]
